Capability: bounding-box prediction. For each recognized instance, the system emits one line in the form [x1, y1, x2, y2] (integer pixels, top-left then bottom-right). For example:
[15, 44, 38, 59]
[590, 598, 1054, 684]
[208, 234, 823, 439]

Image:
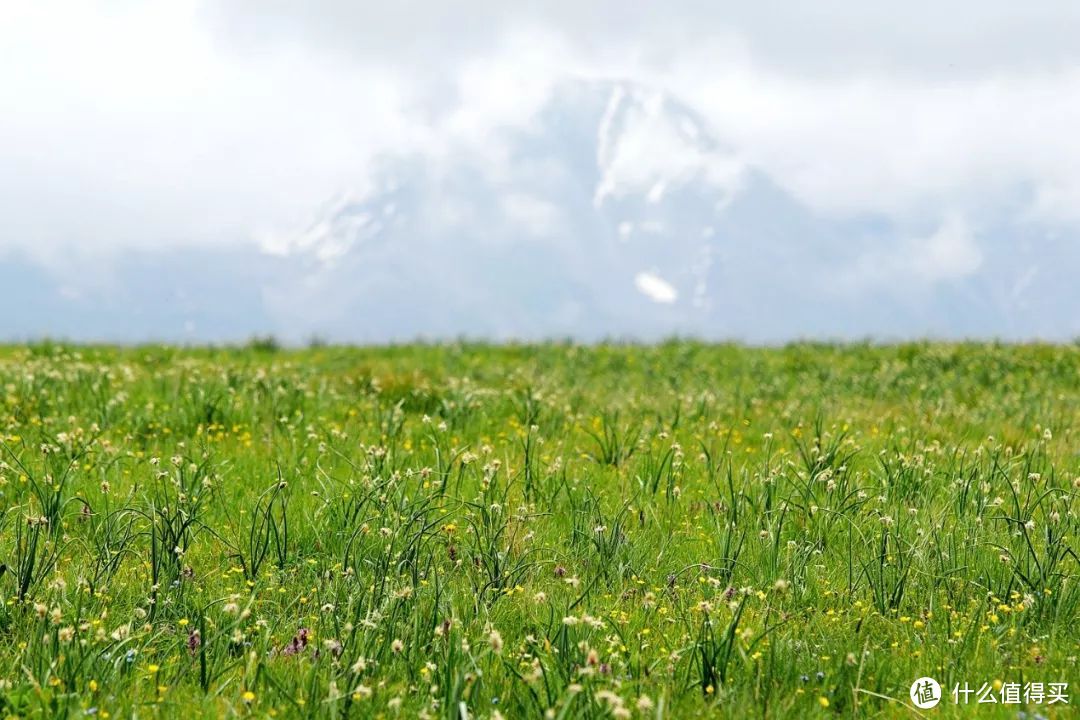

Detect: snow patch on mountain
[634, 271, 678, 303]
[592, 86, 744, 209]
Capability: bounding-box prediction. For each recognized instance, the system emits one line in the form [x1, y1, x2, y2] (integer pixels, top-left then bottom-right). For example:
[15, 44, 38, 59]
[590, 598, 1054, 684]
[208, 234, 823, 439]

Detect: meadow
[0, 341, 1076, 718]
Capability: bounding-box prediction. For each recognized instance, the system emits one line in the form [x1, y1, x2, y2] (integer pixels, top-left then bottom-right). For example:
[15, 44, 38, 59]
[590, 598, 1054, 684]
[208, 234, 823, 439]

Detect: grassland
[0, 342, 1077, 718]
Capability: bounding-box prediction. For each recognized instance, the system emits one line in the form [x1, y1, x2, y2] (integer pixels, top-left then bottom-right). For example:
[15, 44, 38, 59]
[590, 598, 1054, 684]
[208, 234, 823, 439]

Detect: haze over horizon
[3, 2, 1080, 343]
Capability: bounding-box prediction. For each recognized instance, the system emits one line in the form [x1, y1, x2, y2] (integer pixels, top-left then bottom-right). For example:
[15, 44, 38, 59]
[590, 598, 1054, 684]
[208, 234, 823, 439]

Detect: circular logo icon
[910, 677, 942, 709]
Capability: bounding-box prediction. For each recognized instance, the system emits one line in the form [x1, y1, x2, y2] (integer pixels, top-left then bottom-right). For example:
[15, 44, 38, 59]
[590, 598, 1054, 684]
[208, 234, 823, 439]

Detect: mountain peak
[218, 79, 1080, 343]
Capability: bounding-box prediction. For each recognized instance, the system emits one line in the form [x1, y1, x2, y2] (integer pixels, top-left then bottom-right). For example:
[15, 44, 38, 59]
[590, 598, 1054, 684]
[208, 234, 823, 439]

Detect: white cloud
[502, 193, 564, 236]
[0, 1, 419, 260]
[664, 60, 1080, 224]
[2, 0, 1080, 267]
[205, 2, 1080, 78]
[842, 214, 982, 290]
[910, 215, 982, 282]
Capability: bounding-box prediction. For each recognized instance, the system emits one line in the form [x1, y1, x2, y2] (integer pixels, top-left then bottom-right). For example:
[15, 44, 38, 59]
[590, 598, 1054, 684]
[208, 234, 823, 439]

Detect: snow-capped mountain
[260, 80, 755, 340]
[6, 79, 1079, 343]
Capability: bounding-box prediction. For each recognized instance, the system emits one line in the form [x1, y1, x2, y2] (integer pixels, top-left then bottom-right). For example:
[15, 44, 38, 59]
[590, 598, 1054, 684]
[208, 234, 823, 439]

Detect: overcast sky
[2, 2, 1079, 340]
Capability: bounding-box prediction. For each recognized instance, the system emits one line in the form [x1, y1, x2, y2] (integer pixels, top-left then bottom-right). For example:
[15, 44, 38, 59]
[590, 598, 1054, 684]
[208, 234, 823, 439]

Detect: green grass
[0, 341, 1077, 718]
